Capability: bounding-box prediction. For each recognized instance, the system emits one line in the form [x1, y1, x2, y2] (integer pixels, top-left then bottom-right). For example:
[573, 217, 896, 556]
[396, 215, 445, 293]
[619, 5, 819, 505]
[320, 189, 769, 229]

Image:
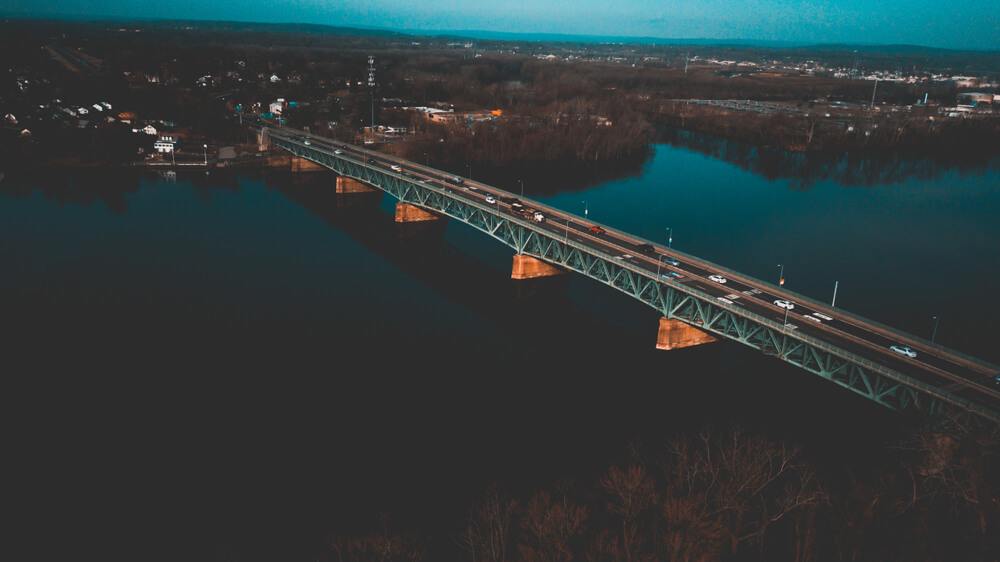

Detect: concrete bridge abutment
[655, 317, 717, 350]
[510, 255, 565, 280]
[394, 202, 441, 223]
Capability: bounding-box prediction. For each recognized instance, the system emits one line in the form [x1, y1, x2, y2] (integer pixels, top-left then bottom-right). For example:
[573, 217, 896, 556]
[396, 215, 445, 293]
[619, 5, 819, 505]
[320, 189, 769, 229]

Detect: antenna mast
[367, 55, 376, 140]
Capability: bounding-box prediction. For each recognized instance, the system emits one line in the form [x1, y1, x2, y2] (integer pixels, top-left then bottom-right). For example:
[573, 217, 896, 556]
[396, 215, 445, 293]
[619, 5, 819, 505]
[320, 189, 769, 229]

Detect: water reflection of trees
[0, 169, 243, 214]
[660, 129, 1000, 189]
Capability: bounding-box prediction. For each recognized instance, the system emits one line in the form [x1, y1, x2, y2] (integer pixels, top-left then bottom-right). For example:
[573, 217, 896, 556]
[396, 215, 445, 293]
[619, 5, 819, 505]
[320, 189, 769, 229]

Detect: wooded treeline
[325, 422, 999, 562]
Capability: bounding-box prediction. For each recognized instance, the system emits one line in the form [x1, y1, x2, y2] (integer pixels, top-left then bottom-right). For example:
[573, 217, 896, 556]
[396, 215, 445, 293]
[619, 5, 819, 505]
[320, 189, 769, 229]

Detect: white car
[709, 274, 727, 284]
[890, 345, 918, 358]
[485, 195, 497, 204]
[615, 254, 633, 260]
[533, 212, 545, 222]
[716, 297, 734, 305]
[773, 299, 795, 310]
[303, 140, 311, 145]
[390, 164, 403, 172]
[334, 149, 343, 155]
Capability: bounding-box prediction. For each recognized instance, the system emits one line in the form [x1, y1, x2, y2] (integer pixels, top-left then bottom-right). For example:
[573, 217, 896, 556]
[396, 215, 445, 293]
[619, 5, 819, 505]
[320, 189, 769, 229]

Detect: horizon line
[3, 11, 999, 53]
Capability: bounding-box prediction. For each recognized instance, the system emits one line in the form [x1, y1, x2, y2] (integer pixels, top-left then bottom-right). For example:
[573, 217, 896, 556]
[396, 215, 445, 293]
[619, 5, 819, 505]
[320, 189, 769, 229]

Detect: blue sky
[3, 0, 998, 50]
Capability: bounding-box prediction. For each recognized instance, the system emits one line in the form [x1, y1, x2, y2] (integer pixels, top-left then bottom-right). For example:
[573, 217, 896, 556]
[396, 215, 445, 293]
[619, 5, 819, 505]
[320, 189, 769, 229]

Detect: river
[3, 140, 999, 562]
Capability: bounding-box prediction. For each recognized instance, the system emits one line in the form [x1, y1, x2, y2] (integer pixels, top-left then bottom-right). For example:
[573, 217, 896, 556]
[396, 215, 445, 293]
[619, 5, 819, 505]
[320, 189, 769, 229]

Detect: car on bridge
[334, 149, 343, 155]
[774, 299, 795, 310]
[636, 243, 656, 254]
[533, 211, 545, 222]
[661, 271, 684, 280]
[589, 225, 606, 235]
[390, 165, 403, 172]
[890, 345, 918, 358]
[660, 256, 680, 267]
[709, 274, 727, 284]
[447, 176, 465, 186]
[485, 195, 497, 204]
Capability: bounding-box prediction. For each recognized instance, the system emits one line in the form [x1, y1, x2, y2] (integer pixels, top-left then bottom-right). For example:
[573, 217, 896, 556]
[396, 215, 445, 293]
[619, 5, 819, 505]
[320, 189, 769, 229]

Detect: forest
[324, 419, 999, 562]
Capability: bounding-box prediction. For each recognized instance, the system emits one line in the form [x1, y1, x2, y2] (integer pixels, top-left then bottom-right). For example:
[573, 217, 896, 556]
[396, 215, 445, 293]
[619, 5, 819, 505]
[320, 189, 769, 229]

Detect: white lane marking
[802, 315, 822, 323]
[813, 312, 834, 321]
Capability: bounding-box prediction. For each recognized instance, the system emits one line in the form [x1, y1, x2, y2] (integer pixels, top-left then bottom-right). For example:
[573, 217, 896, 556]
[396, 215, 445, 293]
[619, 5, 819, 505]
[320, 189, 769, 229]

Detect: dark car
[636, 243, 656, 254]
[447, 176, 465, 186]
[367, 158, 377, 164]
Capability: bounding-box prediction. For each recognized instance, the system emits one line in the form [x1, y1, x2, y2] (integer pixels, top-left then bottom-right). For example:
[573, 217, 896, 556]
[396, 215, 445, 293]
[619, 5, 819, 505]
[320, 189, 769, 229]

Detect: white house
[154, 136, 176, 153]
[142, 125, 158, 136]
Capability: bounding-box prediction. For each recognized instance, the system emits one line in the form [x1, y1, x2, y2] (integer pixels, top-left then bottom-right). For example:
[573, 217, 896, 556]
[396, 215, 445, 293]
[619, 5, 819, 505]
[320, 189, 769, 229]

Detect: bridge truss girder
[272, 136, 997, 423]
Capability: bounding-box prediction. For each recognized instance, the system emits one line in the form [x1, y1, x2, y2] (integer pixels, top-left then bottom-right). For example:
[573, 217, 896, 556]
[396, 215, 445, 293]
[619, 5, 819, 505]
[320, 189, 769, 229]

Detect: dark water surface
[3, 143, 998, 562]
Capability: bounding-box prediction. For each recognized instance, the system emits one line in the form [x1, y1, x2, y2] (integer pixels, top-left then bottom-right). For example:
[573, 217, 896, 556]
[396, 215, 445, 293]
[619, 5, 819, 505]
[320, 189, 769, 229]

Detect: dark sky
[3, 0, 999, 49]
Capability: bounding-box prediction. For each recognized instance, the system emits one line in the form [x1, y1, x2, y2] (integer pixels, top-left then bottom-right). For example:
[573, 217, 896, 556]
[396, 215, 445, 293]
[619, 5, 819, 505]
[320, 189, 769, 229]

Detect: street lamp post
[582, 200, 588, 219]
[666, 227, 673, 249]
[519, 179, 524, 198]
[831, 280, 839, 307]
[423, 152, 428, 166]
[777, 263, 785, 287]
[203, 144, 208, 166]
[467, 162, 472, 180]
[931, 316, 940, 344]
[657, 254, 665, 278]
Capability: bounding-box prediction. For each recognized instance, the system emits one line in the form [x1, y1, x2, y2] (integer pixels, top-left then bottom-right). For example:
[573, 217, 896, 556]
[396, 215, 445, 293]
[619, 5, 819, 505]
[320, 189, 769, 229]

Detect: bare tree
[460, 485, 517, 562]
[519, 490, 588, 562]
[600, 465, 656, 562]
[659, 428, 824, 559]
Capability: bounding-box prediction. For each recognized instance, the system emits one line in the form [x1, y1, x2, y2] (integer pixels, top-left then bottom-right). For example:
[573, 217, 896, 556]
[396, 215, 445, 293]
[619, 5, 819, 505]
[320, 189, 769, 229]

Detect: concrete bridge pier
[511, 254, 565, 280]
[290, 156, 326, 172]
[655, 317, 717, 350]
[394, 202, 441, 223]
[336, 176, 378, 194]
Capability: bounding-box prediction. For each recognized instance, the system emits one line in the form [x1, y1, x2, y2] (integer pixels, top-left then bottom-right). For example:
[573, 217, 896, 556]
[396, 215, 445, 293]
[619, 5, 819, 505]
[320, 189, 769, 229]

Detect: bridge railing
[268, 126, 998, 375]
[273, 133, 1000, 421]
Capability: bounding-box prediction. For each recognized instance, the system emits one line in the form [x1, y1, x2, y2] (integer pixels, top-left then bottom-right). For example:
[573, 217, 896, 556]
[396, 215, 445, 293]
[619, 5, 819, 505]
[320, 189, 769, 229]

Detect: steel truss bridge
[264, 126, 1000, 424]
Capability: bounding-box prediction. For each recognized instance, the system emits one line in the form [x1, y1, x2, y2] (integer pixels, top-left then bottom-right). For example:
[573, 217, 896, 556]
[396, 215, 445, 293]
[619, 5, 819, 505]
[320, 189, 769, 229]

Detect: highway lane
[267, 127, 1000, 408]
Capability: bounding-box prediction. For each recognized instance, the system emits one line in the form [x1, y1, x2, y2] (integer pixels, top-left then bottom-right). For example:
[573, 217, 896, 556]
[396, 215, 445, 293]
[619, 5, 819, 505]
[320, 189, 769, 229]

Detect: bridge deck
[263, 124, 1000, 423]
